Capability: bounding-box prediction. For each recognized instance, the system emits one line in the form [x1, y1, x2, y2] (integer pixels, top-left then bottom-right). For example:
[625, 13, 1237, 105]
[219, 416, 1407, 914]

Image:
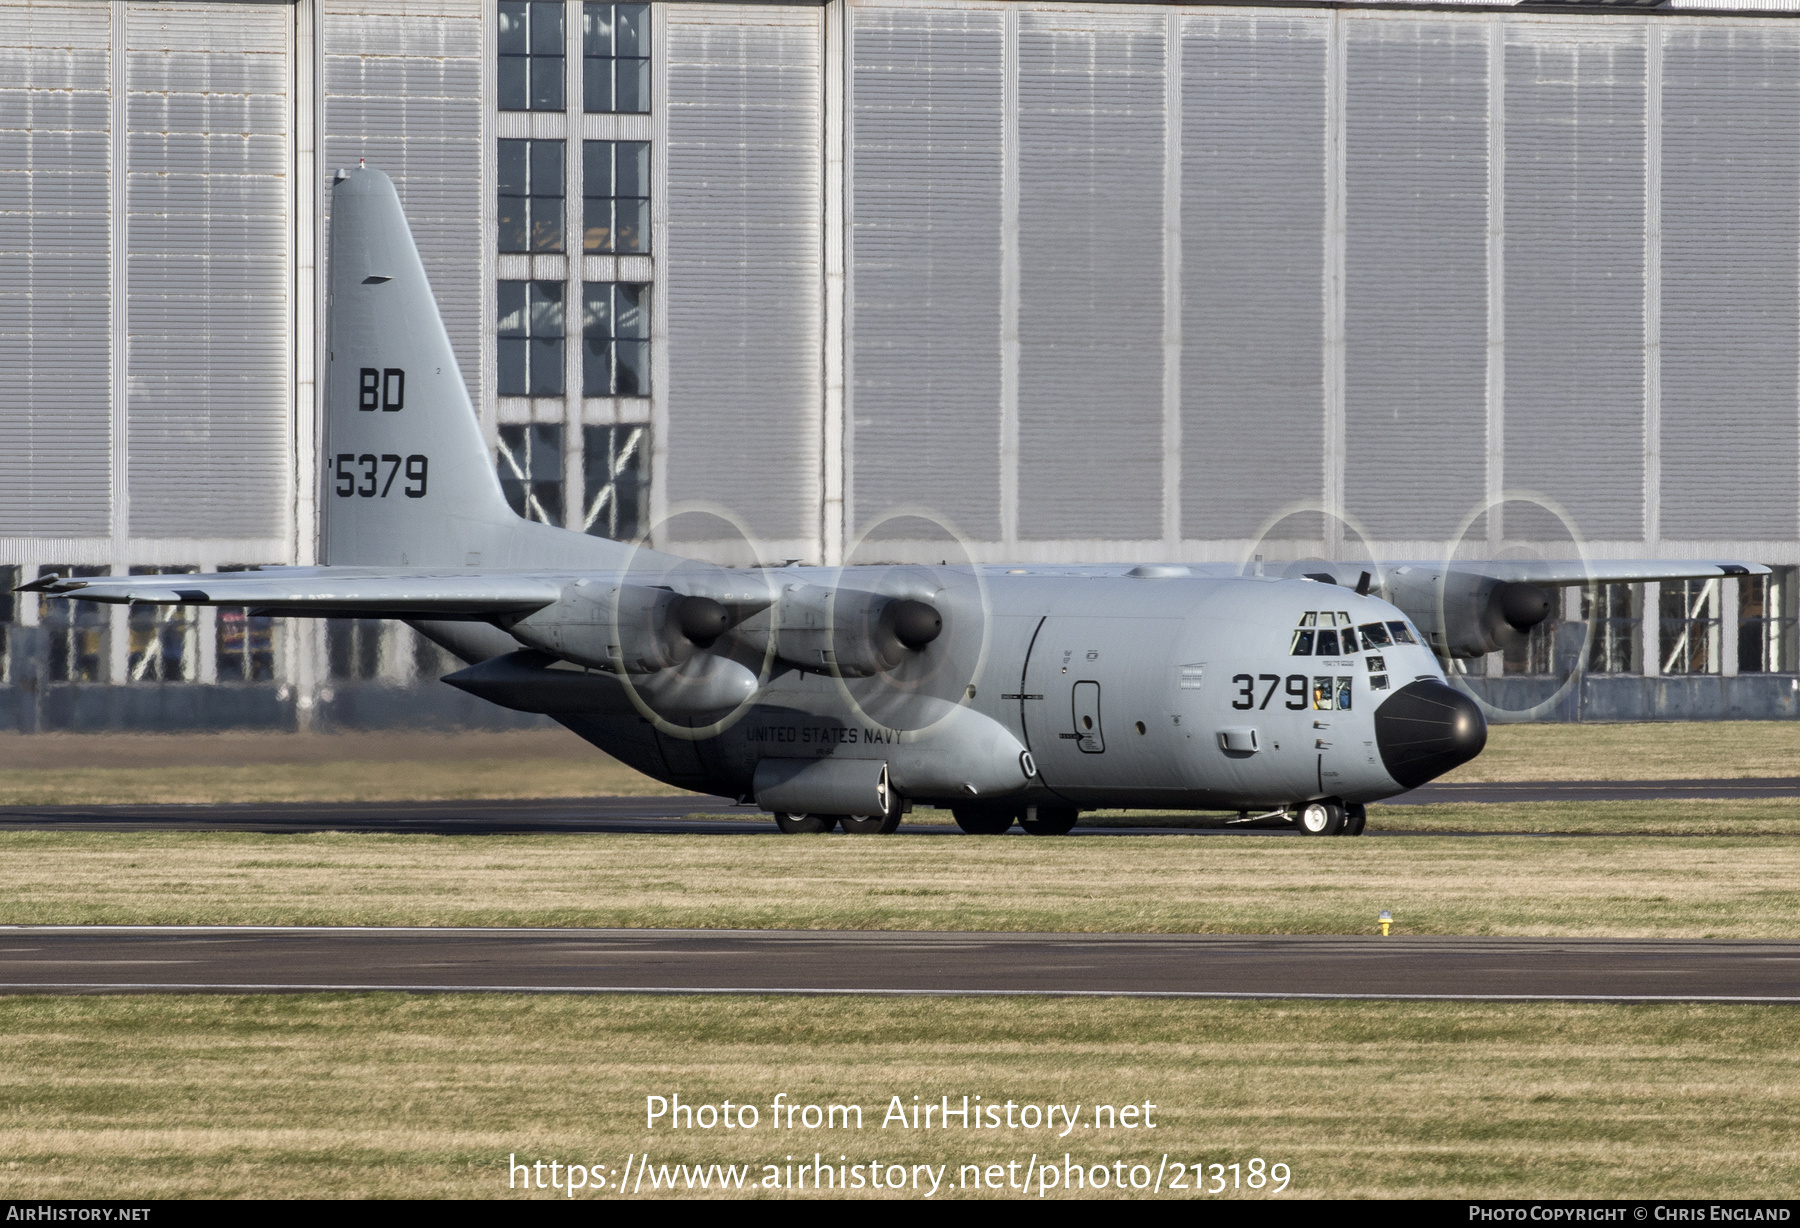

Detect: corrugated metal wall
[0, 3, 113, 537]
[1179, 12, 1326, 542]
[126, 4, 292, 539]
[1660, 24, 1800, 542]
[1015, 9, 1165, 542]
[1342, 18, 1489, 545]
[322, 0, 483, 408]
[842, 3, 1800, 562]
[662, 4, 822, 548]
[849, 6, 1004, 543]
[1503, 25, 1647, 543]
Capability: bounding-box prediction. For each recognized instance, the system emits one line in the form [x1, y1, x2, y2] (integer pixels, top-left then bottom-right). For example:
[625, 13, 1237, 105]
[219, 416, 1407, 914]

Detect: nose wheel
[1293, 801, 1366, 836]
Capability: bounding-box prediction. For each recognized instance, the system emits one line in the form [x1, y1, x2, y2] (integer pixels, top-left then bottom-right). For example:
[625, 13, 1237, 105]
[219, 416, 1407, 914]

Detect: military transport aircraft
[24, 168, 1766, 837]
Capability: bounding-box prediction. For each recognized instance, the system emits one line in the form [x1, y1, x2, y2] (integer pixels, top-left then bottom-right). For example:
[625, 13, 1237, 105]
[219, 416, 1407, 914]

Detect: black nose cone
[1374, 680, 1488, 789]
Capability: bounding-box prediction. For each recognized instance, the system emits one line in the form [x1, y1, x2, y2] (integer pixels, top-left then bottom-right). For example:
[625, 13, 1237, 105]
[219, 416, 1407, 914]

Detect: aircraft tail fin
[324, 167, 624, 570]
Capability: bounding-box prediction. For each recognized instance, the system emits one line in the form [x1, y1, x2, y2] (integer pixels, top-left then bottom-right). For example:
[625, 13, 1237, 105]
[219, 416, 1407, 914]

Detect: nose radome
[1373, 680, 1488, 789]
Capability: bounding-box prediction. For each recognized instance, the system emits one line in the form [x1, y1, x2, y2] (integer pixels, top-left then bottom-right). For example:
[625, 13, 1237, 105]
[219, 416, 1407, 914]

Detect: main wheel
[952, 804, 1015, 835]
[1019, 804, 1079, 836]
[1294, 801, 1344, 836]
[1342, 803, 1367, 836]
[840, 807, 903, 835]
[773, 812, 839, 834]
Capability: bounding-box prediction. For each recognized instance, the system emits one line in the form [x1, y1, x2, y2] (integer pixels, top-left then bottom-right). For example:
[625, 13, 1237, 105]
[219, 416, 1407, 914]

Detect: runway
[0, 927, 1794, 1001]
[0, 777, 1790, 836]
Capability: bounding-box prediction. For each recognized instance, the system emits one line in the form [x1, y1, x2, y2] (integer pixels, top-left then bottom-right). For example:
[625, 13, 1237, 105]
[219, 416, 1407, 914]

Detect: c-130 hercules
[28, 169, 1767, 837]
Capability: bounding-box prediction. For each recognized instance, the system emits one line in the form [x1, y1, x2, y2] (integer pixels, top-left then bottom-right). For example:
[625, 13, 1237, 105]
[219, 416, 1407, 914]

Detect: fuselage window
[1366, 655, 1386, 673]
[1370, 673, 1390, 691]
[1316, 629, 1340, 656]
[1337, 677, 1352, 709]
[1290, 629, 1315, 655]
[1387, 621, 1417, 645]
[1358, 621, 1392, 648]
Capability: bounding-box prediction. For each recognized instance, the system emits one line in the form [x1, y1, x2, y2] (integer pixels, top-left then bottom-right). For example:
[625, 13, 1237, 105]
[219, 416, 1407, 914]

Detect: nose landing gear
[1293, 801, 1366, 836]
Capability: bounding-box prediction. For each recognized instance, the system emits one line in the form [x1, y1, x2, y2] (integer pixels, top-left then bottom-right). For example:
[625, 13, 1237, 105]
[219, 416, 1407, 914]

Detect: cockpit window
[1290, 628, 1315, 655]
[1315, 629, 1340, 656]
[1339, 624, 1359, 653]
[1387, 621, 1417, 645]
[1299, 611, 1318, 627]
[1358, 621, 1392, 648]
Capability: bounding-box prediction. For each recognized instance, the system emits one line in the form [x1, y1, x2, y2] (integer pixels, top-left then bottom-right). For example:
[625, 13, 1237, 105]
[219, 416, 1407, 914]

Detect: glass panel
[497, 141, 529, 251]
[1369, 673, 1390, 692]
[1660, 579, 1721, 676]
[497, 281, 528, 337]
[1289, 629, 1314, 656]
[615, 340, 648, 396]
[1315, 629, 1339, 656]
[1365, 655, 1386, 673]
[531, 195, 562, 253]
[126, 566, 198, 683]
[498, 1, 529, 54]
[1339, 626, 1358, 653]
[497, 424, 565, 525]
[584, 3, 613, 54]
[1582, 583, 1638, 674]
[1337, 677, 1352, 710]
[614, 197, 647, 253]
[531, 55, 565, 111]
[617, 141, 648, 197]
[1358, 622, 1391, 648]
[529, 337, 564, 396]
[614, 282, 647, 338]
[530, 0, 564, 54]
[529, 280, 563, 336]
[584, 140, 613, 199]
[615, 57, 649, 113]
[1386, 621, 1416, 645]
[530, 138, 564, 197]
[39, 564, 109, 682]
[583, 423, 649, 540]
[616, 4, 646, 55]
[1313, 677, 1333, 710]
[584, 55, 611, 113]
[498, 339, 528, 396]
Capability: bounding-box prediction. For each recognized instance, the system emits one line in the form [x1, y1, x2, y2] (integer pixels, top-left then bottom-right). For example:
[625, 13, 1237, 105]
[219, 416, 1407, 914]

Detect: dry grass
[1368, 798, 1800, 835]
[0, 757, 687, 805]
[0, 720, 1790, 806]
[2, 828, 1797, 936]
[0, 994, 1794, 1199]
[1441, 719, 1800, 782]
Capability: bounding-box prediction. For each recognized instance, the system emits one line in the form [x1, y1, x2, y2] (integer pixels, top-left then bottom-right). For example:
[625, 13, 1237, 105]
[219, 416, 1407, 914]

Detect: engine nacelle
[1380, 568, 1553, 659]
[504, 580, 731, 673]
[738, 583, 942, 677]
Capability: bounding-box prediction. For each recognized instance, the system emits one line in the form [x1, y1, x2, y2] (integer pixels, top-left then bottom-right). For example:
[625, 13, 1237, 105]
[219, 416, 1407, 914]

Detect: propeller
[1433, 492, 1593, 723]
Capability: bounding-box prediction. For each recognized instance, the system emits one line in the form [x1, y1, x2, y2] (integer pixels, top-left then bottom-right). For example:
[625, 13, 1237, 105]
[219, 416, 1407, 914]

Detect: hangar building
[2, 0, 1798, 728]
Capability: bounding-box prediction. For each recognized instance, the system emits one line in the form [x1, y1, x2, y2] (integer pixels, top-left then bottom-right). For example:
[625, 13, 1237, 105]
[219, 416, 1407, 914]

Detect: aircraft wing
[20, 568, 566, 617]
[1392, 559, 1768, 585]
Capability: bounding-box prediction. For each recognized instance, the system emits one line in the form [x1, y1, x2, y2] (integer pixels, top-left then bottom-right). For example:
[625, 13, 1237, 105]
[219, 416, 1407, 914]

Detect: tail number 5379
[334, 453, 429, 499]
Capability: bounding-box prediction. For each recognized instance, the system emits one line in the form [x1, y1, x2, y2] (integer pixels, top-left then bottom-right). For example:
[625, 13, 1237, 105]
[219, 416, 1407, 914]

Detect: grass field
[3, 825, 1796, 936]
[0, 993, 1794, 1199]
[0, 719, 1791, 806]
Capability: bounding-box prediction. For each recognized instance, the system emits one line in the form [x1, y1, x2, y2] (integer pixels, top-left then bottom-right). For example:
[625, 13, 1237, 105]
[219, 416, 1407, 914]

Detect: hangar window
[38, 565, 109, 683]
[1739, 568, 1797, 674]
[584, 141, 648, 254]
[585, 4, 650, 113]
[215, 565, 277, 684]
[583, 282, 648, 396]
[582, 424, 649, 541]
[327, 620, 385, 682]
[498, 423, 566, 527]
[0, 566, 14, 685]
[498, 140, 564, 254]
[1660, 579, 1722, 676]
[1582, 584, 1640, 674]
[126, 566, 199, 684]
[498, 280, 565, 397]
[499, 0, 565, 112]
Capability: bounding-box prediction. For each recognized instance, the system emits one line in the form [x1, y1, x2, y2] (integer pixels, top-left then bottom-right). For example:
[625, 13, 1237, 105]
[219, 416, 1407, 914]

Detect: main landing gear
[1292, 801, 1366, 837]
[772, 801, 904, 835]
[951, 802, 1079, 836]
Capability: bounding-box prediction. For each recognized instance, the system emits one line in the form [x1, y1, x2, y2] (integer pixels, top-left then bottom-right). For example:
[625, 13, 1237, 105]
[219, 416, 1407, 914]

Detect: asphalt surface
[0, 778, 1790, 835]
[0, 927, 1794, 1001]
